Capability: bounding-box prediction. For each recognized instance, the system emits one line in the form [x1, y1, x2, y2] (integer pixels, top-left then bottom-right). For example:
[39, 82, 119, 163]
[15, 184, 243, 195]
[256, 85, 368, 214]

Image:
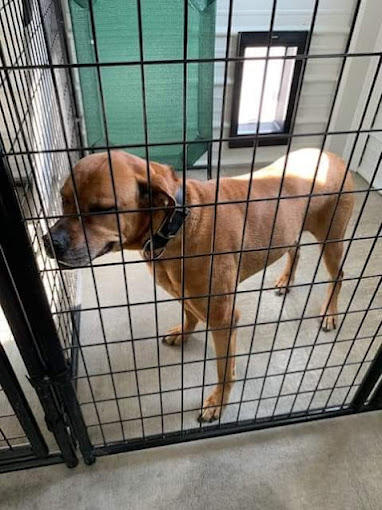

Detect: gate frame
[0, 155, 95, 469]
[0, 340, 61, 473]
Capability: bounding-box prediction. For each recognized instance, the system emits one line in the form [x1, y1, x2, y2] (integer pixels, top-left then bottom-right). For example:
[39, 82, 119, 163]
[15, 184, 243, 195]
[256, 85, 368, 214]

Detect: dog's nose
[43, 230, 69, 259]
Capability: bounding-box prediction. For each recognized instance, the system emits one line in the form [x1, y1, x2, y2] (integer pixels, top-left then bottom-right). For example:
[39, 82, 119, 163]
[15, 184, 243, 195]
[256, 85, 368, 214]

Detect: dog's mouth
[57, 242, 115, 269]
[95, 241, 115, 258]
[57, 259, 79, 269]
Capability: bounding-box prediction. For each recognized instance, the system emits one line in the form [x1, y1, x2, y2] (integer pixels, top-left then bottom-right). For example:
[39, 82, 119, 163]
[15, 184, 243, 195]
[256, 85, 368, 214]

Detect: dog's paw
[275, 274, 292, 296]
[321, 314, 337, 332]
[197, 391, 224, 423]
[162, 325, 189, 346]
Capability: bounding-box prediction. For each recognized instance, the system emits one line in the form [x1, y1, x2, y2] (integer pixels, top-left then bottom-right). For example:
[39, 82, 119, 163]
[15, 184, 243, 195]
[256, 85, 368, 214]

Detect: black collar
[141, 187, 190, 260]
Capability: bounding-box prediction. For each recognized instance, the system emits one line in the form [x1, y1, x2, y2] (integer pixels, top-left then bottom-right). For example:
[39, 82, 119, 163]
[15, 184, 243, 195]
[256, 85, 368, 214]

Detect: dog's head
[43, 151, 179, 267]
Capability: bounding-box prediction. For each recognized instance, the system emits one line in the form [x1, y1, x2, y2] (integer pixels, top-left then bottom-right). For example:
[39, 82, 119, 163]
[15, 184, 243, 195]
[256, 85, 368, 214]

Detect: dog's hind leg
[275, 243, 300, 295]
[320, 240, 344, 332]
[162, 308, 198, 346]
[311, 194, 353, 331]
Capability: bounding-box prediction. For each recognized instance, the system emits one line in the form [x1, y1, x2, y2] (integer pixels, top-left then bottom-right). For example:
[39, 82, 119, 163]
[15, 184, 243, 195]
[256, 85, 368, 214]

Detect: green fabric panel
[69, 0, 216, 169]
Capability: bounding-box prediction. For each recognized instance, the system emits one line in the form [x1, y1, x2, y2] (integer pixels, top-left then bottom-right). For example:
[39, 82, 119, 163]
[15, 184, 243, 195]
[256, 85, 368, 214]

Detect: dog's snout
[43, 228, 70, 259]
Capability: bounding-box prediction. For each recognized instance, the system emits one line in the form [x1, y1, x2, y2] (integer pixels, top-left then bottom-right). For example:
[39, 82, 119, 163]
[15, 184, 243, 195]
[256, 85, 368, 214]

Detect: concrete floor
[2, 411, 382, 510]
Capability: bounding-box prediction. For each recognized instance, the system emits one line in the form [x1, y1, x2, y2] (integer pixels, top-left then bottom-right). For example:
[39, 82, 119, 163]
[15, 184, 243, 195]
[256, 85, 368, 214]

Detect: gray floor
[2, 411, 382, 510]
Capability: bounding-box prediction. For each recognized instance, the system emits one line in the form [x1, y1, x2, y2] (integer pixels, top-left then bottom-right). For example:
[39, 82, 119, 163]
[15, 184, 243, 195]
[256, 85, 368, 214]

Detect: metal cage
[0, 0, 381, 472]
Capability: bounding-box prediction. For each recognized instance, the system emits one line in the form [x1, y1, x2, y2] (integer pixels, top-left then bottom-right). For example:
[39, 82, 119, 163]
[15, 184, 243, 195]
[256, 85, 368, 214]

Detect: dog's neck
[140, 186, 189, 260]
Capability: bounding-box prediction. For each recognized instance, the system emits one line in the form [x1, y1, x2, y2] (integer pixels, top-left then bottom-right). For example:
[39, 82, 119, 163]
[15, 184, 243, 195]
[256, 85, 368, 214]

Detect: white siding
[199, 0, 359, 170]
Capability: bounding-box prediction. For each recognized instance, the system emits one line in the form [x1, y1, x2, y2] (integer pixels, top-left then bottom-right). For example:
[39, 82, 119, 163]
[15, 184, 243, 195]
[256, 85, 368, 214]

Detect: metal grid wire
[0, 389, 29, 451]
[0, 0, 381, 451]
[0, 309, 30, 453]
[0, 0, 81, 355]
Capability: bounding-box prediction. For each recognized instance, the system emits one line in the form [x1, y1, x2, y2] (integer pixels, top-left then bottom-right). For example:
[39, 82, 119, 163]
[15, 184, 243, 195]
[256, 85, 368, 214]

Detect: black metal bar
[52, 0, 85, 157]
[1, 49, 381, 71]
[351, 342, 382, 412]
[207, 141, 212, 180]
[0, 342, 49, 458]
[92, 407, 380, 458]
[339, 318, 382, 410]
[15, 231, 380, 274]
[83, 383, 360, 426]
[69, 305, 81, 390]
[0, 155, 94, 466]
[66, 329, 380, 362]
[70, 341, 379, 385]
[0, 448, 63, 474]
[0, 248, 78, 469]
[219, 0, 279, 427]
[135, 0, 165, 434]
[19, 186, 382, 222]
[56, 302, 382, 342]
[5, 126, 382, 158]
[180, 0, 189, 434]
[199, 0, 234, 424]
[76, 364, 366, 408]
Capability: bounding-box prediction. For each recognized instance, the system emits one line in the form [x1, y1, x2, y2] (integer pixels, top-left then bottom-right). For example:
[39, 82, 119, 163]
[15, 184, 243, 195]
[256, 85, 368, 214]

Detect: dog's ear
[136, 163, 178, 208]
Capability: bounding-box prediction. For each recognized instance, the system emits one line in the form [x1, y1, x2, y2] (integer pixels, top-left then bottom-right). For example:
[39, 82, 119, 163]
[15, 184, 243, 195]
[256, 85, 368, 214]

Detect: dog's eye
[88, 205, 117, 214]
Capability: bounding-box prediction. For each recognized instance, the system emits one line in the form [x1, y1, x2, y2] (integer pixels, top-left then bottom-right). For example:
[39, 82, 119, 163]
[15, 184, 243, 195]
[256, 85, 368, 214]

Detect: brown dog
[44, 148, 354, 421]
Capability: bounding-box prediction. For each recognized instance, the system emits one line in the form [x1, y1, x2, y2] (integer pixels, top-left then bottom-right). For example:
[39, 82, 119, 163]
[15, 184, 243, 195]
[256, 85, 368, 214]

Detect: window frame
[229, 31, 309, 148]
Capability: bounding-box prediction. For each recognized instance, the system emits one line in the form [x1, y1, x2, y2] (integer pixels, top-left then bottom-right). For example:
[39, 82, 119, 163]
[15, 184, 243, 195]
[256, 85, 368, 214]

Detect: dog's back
[233, 148, 354, 236]
[233, 148, 353, 196]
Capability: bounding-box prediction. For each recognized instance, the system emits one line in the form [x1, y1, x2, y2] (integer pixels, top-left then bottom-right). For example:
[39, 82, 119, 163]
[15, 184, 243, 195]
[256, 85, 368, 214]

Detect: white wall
[198, 0, 359, 170]
[329, 0, 382, 161]
[355, 71, 382, 191]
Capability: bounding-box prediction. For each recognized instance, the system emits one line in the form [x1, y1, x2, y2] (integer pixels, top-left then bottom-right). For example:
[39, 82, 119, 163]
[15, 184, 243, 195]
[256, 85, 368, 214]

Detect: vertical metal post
[0, 254, 78, 468]
[0, 342, 49, 459]
[351, 343, 382, 412]
[0, 155, 95, 466]
[207, 141, 213, 180]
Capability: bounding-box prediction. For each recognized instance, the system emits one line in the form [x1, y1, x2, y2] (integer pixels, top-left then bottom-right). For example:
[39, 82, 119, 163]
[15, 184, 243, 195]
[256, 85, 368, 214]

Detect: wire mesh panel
[0, 388, 29, 453]
[0, 311, 30, 453]
[0, 0, 381, 460]
[0, 0, 82, 359]
[68, 0, 216, 168]
[0, 306, 53, 471]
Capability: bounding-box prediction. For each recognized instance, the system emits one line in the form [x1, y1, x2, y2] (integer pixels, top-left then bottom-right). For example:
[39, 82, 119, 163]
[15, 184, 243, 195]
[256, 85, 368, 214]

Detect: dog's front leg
[162, 308, 198, 346]
[198, 315, 238, 423]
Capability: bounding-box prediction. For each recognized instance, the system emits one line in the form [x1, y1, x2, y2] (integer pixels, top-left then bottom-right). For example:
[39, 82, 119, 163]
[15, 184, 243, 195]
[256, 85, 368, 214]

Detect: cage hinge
[28, 366, 72, 391]
[27, 367, 75, 436]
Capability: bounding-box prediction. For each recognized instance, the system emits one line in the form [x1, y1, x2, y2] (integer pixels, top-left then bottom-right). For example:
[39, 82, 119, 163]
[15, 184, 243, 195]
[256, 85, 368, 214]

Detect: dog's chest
[147, 261, 182, 299]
